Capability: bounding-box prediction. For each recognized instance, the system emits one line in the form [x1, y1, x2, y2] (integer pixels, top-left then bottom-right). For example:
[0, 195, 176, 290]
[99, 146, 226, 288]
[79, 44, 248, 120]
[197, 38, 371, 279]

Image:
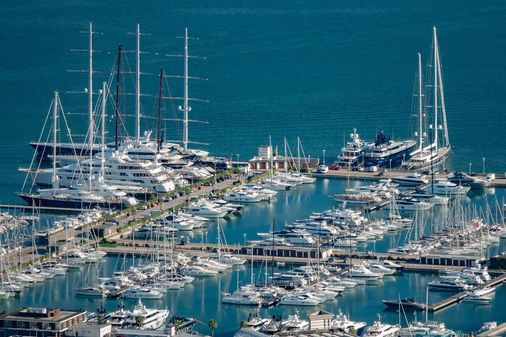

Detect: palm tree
[240, 320, 248, 329]
[208, 319, 218, 337]
[135, 315, 145, 328]
[97, 313, 106, 325]
[173, 319, 182, 333]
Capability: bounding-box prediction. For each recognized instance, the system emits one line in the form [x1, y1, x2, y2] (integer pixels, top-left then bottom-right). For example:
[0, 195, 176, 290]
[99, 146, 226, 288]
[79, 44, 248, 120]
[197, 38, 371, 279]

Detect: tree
[173, 319, 182, 333]
[208, 319, 218, 337]
[135, 315, 145, 328]
[240, 320, 248, 329]
[97, 313, 106, 325]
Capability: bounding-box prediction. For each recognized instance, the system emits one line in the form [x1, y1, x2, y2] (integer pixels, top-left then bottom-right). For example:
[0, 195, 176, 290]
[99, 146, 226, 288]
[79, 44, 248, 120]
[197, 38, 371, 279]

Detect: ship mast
[52, 92, 59, 190]
[115, 45, 123, 150]
[100, 82, 107, 182]
[435, 29, 449, 148]
[157, 68, 164, 153]
[182, 27, 189, 150]
[432, 26, 439, 152]
[417, 52, 423, 152]
[88, 22, 94, 190]
[135, 23, 141, 142]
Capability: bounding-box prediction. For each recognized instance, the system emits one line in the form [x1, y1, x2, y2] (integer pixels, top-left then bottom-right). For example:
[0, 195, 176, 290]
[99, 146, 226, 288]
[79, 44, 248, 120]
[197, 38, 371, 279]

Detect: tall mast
[418, 52, 423, 151]
[432, 26, 439, 151]
[436, 36, 449, 147]
[52, 92, 59, 190]
[115, 45, 123, 150]
[88, 22, 94, 190]
[135, 23, 141, 141]
[284, 137, 288, 175]
[100, 82, 107, 182]
[269, 135, 273, 179]
[182, 27, 189, 150]
[297, 137, 300, 172]
[157, 68, 164, 153]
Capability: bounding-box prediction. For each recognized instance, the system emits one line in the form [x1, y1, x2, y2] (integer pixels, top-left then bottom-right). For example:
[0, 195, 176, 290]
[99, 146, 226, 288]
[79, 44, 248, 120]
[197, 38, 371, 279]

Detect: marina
[1, 2, 506, 337]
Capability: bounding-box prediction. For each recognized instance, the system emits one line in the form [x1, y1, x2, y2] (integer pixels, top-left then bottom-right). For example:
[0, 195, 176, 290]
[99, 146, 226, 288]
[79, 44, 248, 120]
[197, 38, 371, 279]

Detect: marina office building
[0, 307, 87, 337]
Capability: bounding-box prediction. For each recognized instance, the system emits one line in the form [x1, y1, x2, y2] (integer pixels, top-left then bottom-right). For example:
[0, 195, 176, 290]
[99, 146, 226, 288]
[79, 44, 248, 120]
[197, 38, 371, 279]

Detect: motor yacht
[330, 309, 367, 335]
[392, 173, 429, 186]
[279, 292, 322, 306]
[281, 312, 309, 331]
[427, 180, 471, 195]
[337, 129, 371, 167]
[186, 202, 229, 218]
[382, 298, 427, 311]
[108, 299, 169, 330]
[448, 172, 490, 190]
[427, 279, 471, 292]
[225, 191, 263, 203]
[121, 287, 163, 299]
[363, 315, 400, 337]
[222, 290, 261, 306]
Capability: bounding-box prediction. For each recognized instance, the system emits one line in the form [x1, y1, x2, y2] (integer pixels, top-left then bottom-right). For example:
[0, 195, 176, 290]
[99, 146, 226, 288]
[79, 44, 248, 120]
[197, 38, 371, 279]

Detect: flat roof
[1, 308, 86, 323]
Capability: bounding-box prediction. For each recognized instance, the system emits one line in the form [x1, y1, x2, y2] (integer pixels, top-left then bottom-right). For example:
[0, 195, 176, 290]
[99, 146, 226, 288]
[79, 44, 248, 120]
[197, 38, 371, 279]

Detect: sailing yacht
[402, 28, 451, 170]
[19, 91, 138, 209]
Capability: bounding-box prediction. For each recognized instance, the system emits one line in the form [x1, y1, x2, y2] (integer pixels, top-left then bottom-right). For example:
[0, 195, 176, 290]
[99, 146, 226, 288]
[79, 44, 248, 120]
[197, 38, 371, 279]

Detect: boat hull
[18, 193, 126, 210]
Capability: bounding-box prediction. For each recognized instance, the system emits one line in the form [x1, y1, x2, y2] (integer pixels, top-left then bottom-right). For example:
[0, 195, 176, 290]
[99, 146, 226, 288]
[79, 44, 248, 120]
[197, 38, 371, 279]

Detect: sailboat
[402, 27, 451, 170]
[19, 90, 136, 209]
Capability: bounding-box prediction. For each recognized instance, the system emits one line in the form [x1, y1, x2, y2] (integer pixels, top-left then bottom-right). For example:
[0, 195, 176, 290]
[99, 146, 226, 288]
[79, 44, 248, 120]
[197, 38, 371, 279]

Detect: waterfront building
[0, 307, 87, 337]
[66, 322, 112, 337]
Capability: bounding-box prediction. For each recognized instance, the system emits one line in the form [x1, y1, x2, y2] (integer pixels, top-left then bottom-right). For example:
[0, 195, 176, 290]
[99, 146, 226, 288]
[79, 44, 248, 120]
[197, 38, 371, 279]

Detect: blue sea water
[1, 2, 506, 335]
[1, 1, 506, 202]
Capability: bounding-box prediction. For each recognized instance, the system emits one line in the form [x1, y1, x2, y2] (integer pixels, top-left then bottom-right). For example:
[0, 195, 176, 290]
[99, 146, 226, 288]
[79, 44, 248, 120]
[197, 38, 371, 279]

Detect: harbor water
[1, 179, 505, 336]
[0, 1, 506, 336]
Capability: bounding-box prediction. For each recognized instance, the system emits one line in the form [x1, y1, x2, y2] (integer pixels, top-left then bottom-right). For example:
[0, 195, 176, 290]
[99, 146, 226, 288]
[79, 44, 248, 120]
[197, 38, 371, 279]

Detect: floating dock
[428, 273, 506, 312]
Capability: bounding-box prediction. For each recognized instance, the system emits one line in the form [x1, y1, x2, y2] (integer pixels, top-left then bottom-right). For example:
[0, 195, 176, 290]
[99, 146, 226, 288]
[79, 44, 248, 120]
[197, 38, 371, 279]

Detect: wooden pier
[428, 273, 506, 312]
